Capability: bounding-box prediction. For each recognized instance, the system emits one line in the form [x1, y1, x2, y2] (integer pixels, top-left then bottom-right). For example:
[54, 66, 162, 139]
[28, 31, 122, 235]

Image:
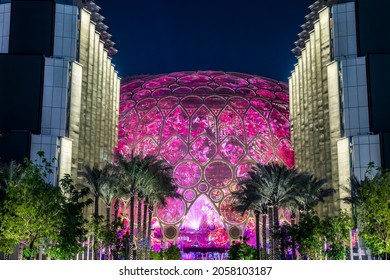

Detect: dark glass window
[381, 133, 390, 170]
[0, 54, 44, 133]
[0, 132, 30, 164]
[367, 54, 390, 133]
[356, 0, 390, 55]
[9, 0, 55, 56]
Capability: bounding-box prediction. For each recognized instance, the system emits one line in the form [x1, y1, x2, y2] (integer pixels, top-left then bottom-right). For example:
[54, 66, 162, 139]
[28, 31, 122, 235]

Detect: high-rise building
[0, 0, 120, 186]
[289, 0, 390, 217]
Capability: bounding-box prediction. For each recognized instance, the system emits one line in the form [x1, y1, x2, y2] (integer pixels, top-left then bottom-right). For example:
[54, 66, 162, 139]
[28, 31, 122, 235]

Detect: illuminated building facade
[290, 0, 390, 219]
[118, 71, 293, 258]
[0, 0, 120, 189]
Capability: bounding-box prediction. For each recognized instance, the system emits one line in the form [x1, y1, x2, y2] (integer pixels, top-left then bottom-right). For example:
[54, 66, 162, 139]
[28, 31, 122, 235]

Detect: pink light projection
[117, 71, 293, 258]
[178, 195, 229, 248]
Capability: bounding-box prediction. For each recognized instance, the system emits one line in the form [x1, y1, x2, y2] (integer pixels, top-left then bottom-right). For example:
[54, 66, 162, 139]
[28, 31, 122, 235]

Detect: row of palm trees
[233, 162, 334, 260]
[84, 158, 332, 260]
[83, 152, 178, 260]
[1, 154, 333, 260]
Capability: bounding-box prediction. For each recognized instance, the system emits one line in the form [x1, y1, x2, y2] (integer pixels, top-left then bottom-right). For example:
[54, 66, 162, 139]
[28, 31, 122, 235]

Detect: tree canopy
[0, 154, 91, 259]
[357, 168, 390, 258]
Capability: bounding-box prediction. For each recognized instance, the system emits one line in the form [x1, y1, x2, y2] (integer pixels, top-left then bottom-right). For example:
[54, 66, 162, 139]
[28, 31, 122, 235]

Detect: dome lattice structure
[117, 71, 293, 259]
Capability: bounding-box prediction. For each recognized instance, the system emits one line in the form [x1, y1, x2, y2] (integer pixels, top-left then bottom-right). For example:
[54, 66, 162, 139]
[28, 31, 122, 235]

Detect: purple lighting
[117, 71, 293, 257]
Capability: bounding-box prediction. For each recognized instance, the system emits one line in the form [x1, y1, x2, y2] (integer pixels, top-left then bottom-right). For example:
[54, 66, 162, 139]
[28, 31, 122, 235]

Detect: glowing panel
[190, 136, 217, 164]
[156, 197, 186, 224]
[160, 136, 187, 165]
[174, 161, 202, 188]
[205, 161, 233, 188]
[220, 195, 249, 224]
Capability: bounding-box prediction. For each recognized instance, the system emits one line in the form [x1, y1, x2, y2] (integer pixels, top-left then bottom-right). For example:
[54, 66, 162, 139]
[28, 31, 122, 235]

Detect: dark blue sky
[98, 0, 315, 82]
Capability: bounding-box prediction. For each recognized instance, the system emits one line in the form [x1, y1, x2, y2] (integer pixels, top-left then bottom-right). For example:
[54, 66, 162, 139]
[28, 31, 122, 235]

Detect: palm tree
[340, 174, 371, 261]
[341, 175, 368, 229]
[233, 180, 268, 260]
[293, 174, 331, 217]
[289, 173, 331, 259]
[84, 163, 111, 219]
[116, 152, 178, 260]
[236, 162, 307, 259]
[143, 165, 179, 260]
[116, 153, 140, 260]
[99, 163, 121, 225]
[133, 156, 164, 260]
[134, 166, 166, 260]
[235, 163, 333, 260]
[83, 163, 112, 259]
[99, 163, 121, 259]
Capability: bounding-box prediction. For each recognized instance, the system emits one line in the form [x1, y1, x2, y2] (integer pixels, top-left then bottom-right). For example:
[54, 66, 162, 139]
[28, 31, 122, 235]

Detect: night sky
[98, 0, 315, 82]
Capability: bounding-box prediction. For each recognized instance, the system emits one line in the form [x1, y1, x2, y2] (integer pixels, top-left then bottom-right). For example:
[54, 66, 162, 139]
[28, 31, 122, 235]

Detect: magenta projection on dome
[117, 71, 293, 258]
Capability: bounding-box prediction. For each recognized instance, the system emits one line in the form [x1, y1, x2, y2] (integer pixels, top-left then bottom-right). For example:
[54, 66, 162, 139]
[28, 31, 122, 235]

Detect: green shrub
[228, 243, 256, 260]
[163, 244, 182, 260]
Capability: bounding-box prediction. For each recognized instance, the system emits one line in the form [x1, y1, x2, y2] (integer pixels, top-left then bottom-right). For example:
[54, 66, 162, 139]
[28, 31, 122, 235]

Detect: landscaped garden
[0, 153, 389, 260]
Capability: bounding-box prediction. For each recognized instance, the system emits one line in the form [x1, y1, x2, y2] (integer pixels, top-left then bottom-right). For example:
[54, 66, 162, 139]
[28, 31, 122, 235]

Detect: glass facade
[117, 71, 293, 258]
[76, 9, 120, 189]
[289, 6, 338, 217]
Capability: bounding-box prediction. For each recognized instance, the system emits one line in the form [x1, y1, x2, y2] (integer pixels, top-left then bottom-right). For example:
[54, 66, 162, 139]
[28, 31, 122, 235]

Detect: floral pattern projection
[117, 71, 294, 259]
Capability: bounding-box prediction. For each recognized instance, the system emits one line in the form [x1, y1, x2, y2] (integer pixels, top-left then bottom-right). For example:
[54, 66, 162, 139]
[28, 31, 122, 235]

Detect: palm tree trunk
[121, 198, 129, 260]
[273, 205, 279, 260]
[106, 206, 111, 227]
[124, 233, 129, 260]
[268, 206, 274, 260]
[146, 205, 154, 259]
[94, 194, 99, 218]
[262, 213, 267, 260]
[129, 189, 135, 260]
[142, 200, 148, 260]
[105, 205, 111, 260]
[254, 211, 260, 260]
[291, 211, 297, 260]
[94, 238, 100, 260]
[114, 200, 119, 220]
[136, 196, 142, 260]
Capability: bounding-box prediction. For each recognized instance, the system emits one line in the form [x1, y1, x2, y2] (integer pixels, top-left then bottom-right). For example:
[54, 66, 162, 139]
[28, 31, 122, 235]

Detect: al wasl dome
[117, 71, 293, 259]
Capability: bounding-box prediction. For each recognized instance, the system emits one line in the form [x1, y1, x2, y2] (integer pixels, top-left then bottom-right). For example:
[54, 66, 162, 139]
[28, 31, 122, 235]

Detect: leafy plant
[47, 174, 92, 259]
[0, 154, 92, 260]
[228, 242, 257, 260]
[0, 154, 61, 259]
[290, 213, 325, 260]
[163, 244, 182, 260]
[150, 250, 164, 260]
[358, 169, 390, 259]
[322, 210, 353, 260]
